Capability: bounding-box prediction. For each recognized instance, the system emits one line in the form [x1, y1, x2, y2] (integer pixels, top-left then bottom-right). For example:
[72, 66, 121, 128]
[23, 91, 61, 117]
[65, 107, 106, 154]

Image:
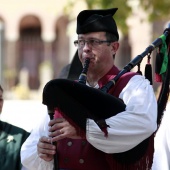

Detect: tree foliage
[62, 0, 170, 37]
[85, 0, 132, 36]
[84, 0, 170, 36]
[140, 0, 170, 21]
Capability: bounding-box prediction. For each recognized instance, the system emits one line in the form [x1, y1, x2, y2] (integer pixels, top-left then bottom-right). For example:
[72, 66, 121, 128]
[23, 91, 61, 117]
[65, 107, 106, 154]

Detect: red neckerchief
[98, 65, 120, 88]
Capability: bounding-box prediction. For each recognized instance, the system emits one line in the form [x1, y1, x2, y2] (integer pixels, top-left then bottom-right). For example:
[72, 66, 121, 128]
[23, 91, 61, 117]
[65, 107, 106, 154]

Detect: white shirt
[152, 103, 170, 170]
[21, 75, 157, 170]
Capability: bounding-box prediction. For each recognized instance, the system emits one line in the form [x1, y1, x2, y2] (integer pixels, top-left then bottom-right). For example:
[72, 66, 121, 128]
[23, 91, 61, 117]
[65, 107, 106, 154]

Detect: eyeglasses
[74, 39, 112, 49]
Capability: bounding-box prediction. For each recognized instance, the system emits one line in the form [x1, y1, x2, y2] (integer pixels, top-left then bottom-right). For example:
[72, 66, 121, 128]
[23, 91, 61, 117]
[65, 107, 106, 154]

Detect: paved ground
[1, 100, 47, 132]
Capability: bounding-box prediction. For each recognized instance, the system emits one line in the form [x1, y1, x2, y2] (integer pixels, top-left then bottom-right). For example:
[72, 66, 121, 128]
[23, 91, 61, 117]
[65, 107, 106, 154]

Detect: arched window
[18, 15, 43, 89]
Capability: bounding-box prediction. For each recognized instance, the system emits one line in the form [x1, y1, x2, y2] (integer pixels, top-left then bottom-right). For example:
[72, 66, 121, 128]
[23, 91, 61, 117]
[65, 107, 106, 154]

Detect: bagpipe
[42, 24, 170, 169]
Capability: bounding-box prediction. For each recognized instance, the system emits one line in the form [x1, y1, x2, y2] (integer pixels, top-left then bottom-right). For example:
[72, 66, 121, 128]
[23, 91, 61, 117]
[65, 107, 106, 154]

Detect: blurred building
[0, 0, 87, 93]
[0, 0, 168, 99]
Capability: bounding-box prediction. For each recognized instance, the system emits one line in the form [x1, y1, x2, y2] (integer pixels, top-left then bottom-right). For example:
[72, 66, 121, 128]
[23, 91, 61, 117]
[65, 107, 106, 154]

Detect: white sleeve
[21, 110, 54, 170]
[86, 75, 157, 153]
[151, 103, 170, 170]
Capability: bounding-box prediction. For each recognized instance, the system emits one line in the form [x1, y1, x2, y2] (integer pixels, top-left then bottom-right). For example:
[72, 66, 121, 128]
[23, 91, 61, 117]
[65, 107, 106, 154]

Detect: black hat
[76, 8, 119, 40]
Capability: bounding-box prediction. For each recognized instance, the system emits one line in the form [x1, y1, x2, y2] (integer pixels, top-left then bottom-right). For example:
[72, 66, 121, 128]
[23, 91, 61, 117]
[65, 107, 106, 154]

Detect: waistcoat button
[67, 141, 72, 146]
[79, 159, 84, 164]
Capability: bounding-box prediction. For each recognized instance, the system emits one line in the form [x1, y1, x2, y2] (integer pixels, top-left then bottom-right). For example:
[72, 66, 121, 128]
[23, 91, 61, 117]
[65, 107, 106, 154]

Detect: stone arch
[18, 15, 43, 90]
[52, 15, 70, 78]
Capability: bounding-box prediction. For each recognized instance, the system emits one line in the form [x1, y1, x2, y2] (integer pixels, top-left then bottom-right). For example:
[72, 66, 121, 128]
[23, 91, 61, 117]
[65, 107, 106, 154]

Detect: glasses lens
[90, 39, 100, 47]
[74, 40, 78, 46]
[78, 40, 85, 48]
[74, 39, 108, 48]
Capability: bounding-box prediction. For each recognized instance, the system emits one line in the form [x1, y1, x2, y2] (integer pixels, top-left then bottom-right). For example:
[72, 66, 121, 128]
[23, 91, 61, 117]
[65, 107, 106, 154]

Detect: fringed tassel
[155, 73, 162, 82]
[105, 135, 154, 169]
[145, 54, 153, 85]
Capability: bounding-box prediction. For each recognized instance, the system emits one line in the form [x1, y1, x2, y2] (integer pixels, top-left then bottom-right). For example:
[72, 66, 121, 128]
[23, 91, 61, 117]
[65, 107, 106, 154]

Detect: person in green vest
[0, 85, 30, 170]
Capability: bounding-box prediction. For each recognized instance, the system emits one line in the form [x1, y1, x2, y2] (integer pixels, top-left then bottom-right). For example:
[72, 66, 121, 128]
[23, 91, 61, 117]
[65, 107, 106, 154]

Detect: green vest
[0, 121, 30, 170]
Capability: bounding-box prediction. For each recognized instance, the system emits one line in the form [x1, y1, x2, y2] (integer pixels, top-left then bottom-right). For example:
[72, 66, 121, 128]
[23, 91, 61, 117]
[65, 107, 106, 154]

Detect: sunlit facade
[0, 0, 167, 99]
[0, 0, 87, 94]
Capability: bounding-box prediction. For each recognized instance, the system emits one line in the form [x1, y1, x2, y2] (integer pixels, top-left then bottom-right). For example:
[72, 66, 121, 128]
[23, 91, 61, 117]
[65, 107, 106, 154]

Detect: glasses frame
[74, 39, 112, 49]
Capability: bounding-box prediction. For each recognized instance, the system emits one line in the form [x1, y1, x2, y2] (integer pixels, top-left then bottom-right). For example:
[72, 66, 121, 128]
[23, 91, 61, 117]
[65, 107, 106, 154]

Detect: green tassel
[159, 35, 168, 81]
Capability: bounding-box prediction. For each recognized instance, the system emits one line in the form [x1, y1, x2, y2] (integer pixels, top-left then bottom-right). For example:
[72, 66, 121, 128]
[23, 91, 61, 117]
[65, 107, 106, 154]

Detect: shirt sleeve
[20, 110, 54, 170]
[86, 75, 157, 153]
[151, 103, 170, 170]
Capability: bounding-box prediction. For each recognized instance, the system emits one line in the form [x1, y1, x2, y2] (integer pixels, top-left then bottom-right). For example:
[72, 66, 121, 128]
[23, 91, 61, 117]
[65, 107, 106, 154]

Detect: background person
[151, 102, 170, 170]
[0, 85, 30, 170]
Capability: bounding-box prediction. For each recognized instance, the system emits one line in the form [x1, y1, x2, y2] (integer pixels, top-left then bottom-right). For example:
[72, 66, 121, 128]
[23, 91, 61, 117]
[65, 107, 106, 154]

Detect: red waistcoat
[56, 66, 154, 170]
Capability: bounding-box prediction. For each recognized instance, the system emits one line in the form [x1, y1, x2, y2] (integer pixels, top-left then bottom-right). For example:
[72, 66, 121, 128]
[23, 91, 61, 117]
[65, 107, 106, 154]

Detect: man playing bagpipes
[20, 8, 158, 170]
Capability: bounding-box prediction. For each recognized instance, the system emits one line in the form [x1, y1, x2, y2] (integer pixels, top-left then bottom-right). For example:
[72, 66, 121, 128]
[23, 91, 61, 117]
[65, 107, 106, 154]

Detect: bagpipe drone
[42, 24, 170, 169]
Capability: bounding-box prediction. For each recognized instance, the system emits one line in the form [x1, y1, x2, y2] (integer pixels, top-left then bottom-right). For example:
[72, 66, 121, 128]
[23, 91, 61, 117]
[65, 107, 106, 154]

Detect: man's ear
[112, 42, 119, 52]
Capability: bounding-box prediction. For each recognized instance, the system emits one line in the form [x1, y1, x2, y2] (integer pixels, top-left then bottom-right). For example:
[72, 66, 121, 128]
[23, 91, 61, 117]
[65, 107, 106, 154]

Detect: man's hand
[48, 118, 81, 142]
[37, 118, 82, 161]
[37, 136, 56, 162]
